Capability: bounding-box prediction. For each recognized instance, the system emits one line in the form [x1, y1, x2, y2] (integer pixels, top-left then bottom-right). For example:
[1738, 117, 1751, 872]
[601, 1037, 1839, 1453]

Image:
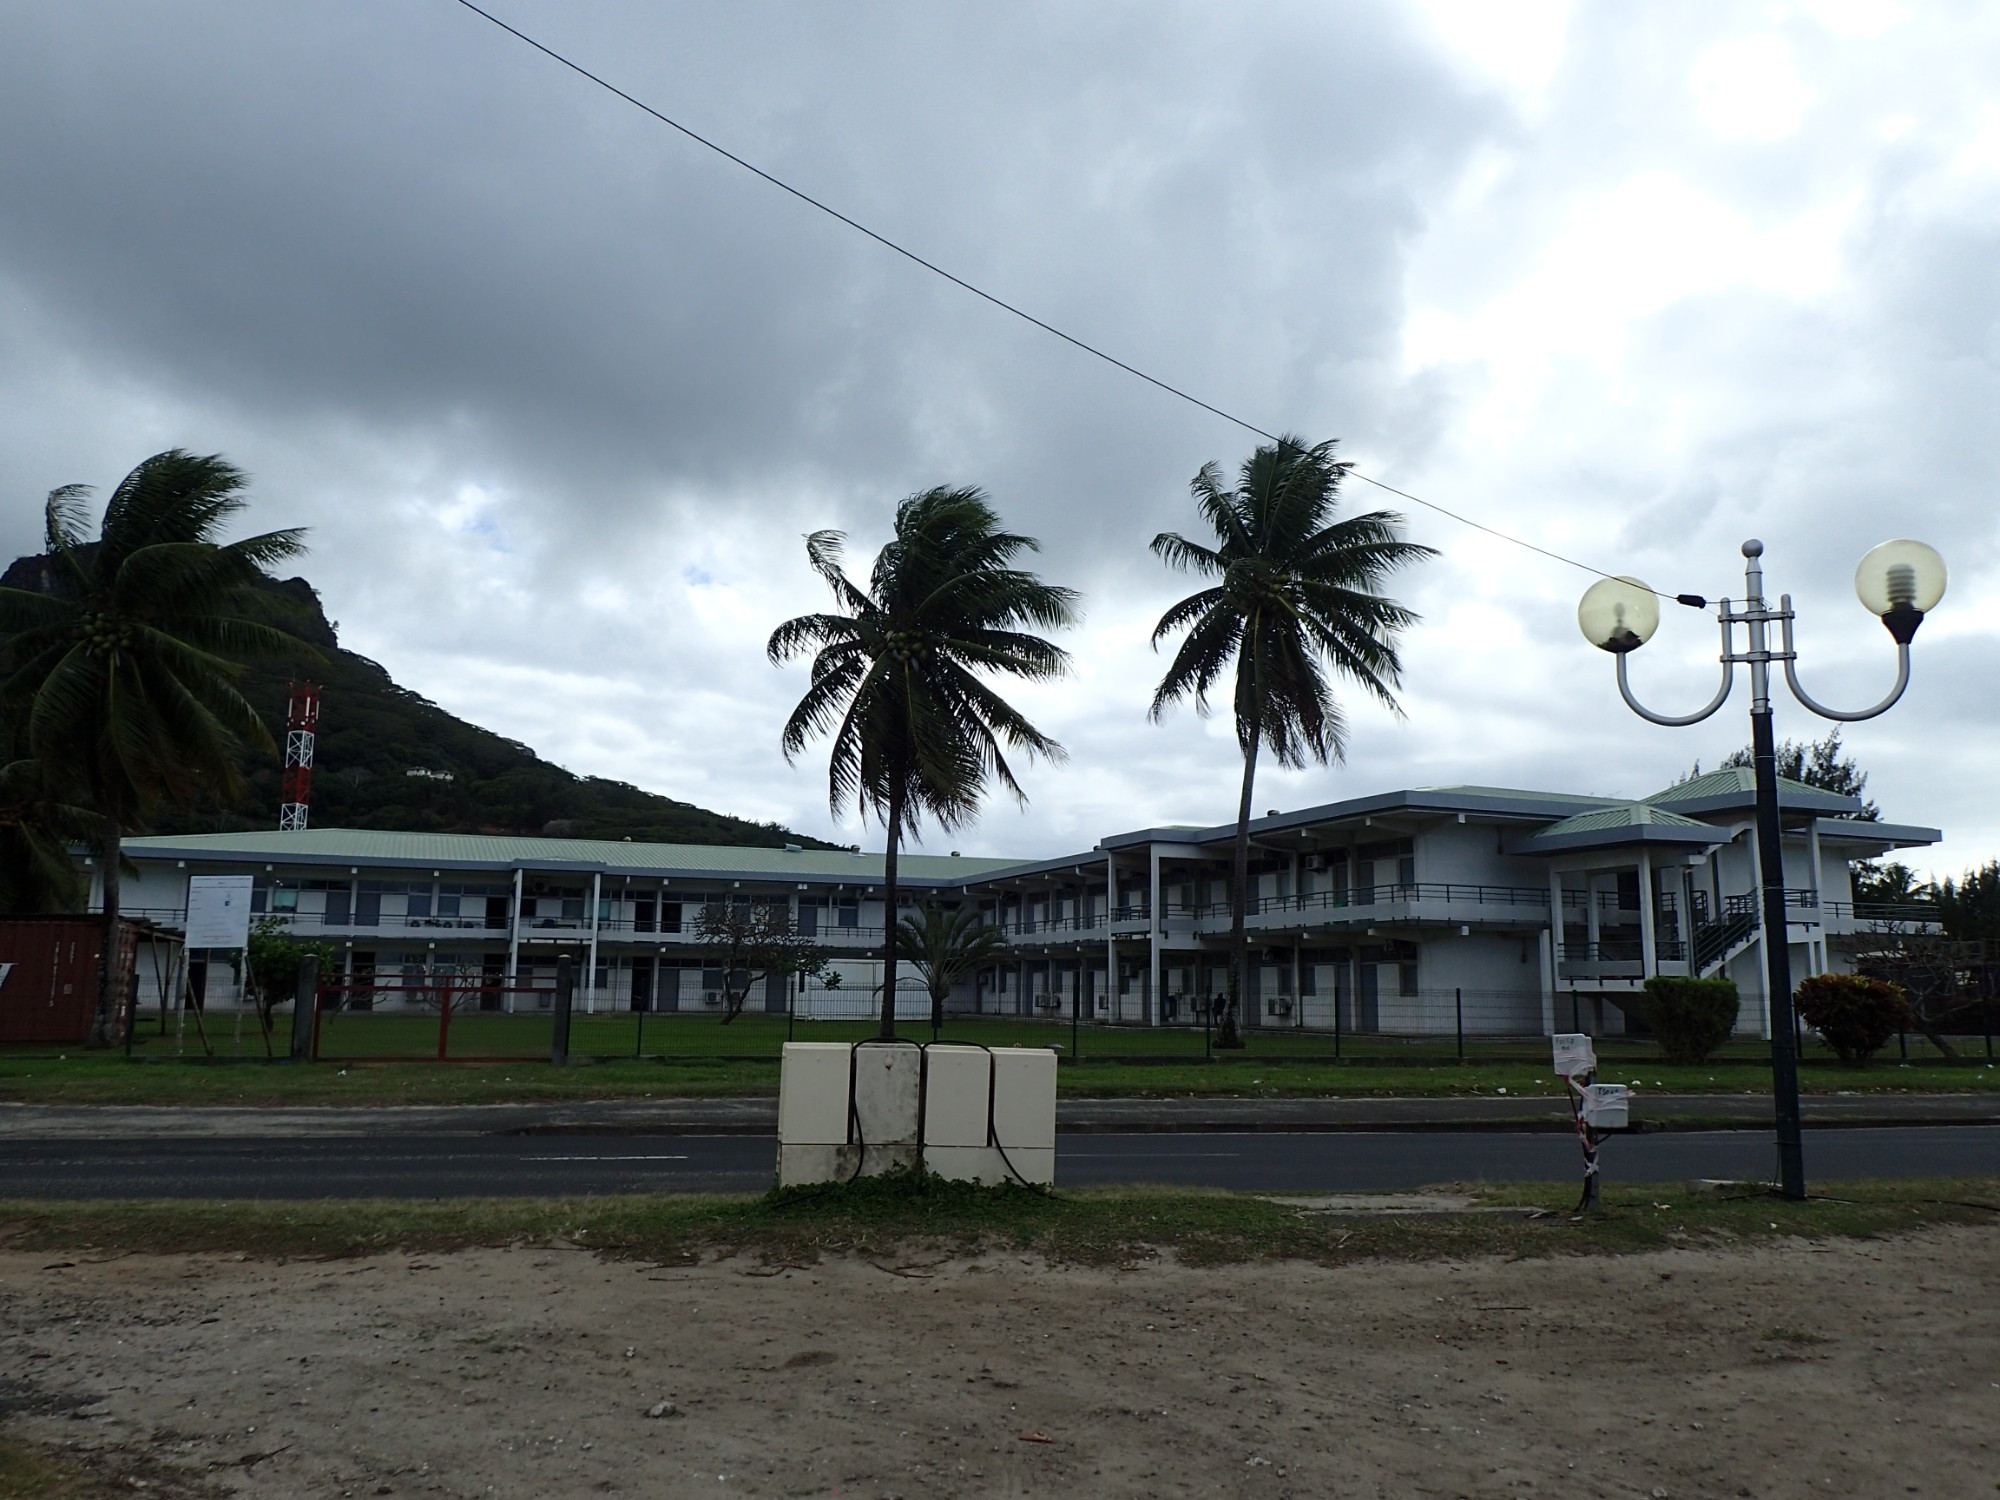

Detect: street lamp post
[1578, 538, 1946, 1201]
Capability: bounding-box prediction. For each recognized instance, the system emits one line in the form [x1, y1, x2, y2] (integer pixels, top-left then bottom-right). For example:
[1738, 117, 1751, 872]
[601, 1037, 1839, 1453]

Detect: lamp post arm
[1776, 593, 1913, 722]
[1614, 605, 1736, 726]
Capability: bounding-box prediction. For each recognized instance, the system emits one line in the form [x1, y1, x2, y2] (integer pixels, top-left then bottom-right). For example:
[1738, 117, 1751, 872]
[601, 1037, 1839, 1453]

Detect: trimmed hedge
[1795, 973, 1912, 1066]
[1639, 976, 1741, 1064]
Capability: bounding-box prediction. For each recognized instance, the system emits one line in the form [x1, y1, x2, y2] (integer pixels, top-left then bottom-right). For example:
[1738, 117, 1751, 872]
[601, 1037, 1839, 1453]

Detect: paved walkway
[2, 1092, 1994, 1138]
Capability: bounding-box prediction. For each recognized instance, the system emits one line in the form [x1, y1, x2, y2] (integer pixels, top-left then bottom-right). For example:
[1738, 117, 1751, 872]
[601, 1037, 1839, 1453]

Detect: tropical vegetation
[768, 487, 1078, 1038]
[897, 901, 1010, 1032]
[1148, 435, 1434, 1047]
[0, 450, 310, 1044]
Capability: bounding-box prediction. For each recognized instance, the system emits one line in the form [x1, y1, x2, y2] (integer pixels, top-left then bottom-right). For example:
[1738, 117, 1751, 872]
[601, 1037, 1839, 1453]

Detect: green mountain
[0, 556, 839, 849]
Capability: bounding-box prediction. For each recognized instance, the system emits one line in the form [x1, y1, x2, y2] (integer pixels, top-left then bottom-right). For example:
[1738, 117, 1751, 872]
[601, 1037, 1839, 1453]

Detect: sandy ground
[2, 1228, 1996, 1500]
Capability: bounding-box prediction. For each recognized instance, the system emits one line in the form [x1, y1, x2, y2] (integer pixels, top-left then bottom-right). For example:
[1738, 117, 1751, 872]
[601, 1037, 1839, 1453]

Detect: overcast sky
[3, 1, 1995, 876]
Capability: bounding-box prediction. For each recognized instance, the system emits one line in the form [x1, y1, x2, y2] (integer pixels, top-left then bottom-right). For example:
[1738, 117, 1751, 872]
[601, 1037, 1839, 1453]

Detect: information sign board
[184, 874, 256, 950]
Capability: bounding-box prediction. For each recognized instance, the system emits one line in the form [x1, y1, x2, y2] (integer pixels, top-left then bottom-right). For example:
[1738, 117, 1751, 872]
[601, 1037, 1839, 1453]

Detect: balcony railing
[1166, 883, 1553, 923]
[1823, 900, 1942, 927]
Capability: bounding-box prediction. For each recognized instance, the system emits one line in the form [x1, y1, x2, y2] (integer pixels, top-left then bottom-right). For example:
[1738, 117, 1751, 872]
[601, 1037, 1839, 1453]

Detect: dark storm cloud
[0, 0, 1493, 578]
[2, 1, 1995, 875]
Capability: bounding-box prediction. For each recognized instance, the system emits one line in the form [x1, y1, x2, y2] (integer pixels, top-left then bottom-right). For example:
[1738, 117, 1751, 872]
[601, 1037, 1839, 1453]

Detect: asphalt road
[2, 1126, 1996, 1199]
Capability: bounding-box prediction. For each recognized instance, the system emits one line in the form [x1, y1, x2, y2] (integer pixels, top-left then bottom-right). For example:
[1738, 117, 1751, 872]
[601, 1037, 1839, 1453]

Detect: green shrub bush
[1638, 976, 1741, 1064]
[1795, 973, 1912, 1066]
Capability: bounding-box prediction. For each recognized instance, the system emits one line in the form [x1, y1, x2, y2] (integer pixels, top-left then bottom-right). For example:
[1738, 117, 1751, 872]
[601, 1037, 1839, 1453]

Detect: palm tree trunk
[1221, 739, 1258, 1050]
[89, 821, 121, 1049]
[878, 779, 905, 1040]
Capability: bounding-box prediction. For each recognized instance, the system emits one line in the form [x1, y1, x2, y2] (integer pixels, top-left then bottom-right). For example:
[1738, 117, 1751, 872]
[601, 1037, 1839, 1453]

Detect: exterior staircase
[1693, 893, 1760, 977]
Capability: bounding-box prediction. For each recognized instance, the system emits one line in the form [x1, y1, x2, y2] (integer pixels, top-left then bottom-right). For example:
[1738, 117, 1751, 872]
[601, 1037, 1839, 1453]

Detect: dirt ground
[2, 1227, 1995, 1500]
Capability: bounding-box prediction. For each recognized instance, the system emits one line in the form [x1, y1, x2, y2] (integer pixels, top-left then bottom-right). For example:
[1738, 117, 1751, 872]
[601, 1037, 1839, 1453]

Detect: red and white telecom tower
[278, 680, 320, 831]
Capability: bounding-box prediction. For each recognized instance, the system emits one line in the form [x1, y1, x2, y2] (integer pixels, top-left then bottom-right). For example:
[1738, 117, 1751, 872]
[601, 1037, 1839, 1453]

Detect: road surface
[2, 1126, 1996, 1198]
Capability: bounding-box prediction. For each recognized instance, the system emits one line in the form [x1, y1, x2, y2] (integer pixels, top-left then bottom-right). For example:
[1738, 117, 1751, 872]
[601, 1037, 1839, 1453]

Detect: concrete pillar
[1637, 848, 1657, 977]
[506, 867, 524, 1011]
[1147, 845, 1162, 1028]
[585, 871, 602, 1015]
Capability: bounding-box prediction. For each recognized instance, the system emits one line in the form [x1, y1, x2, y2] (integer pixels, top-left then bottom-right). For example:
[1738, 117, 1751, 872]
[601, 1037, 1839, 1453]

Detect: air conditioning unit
[702, 990, 725, 1008]
[1266, 996, 1294, 1017]
[1304, 854, 1328, 872]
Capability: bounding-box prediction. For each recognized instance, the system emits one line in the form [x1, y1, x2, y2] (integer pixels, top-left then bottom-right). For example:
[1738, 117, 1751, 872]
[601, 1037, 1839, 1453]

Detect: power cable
[445, 0, 1705, 605]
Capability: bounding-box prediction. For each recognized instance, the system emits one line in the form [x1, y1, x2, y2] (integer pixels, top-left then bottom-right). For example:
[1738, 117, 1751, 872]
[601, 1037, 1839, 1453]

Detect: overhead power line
[445, 0, 1701, 605]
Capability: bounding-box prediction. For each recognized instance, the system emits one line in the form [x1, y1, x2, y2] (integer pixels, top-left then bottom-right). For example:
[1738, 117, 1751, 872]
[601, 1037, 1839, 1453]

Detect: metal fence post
[1071, 980, 1081, 1066]
[1455, 988, 1464, 1061]
[635, 1004, 645, 1059]
[1985, 996, 1994, 1062]
[551, 956, 574, 1067]
[289, 954, 320, 1062]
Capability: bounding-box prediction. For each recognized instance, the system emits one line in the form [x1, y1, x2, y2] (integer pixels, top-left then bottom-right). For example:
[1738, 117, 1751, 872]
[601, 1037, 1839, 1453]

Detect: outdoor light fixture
[1575, 575, 1660, 653]
[1580, 538, 1945, 1201]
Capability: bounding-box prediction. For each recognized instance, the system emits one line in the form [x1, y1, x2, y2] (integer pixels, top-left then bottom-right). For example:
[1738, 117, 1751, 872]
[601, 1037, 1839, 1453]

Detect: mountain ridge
[0, 555, 842, 851]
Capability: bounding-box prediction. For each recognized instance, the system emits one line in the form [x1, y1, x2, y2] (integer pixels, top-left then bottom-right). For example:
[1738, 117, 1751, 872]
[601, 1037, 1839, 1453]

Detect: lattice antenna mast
[279, 680, 320, 831]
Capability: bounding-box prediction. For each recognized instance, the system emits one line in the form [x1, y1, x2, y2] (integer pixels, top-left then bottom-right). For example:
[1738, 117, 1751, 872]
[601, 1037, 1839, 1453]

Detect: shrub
[1795, 973, 1912, 1066]
[1639, 976, 1740, 1064]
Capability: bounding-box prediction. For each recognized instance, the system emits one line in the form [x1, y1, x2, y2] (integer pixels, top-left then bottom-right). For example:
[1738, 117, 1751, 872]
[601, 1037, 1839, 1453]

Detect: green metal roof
[1506, 800, 1724, 855]
[1644, 768, 1857, 810]
[1417, 784, 1627, 808]
[120, 828, 1031, 884]
[1532, 804, 1711, 836]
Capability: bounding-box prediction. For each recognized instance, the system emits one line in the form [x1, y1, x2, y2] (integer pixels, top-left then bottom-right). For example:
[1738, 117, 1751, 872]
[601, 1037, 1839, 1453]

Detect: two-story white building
[101, 770, 1938, 1039]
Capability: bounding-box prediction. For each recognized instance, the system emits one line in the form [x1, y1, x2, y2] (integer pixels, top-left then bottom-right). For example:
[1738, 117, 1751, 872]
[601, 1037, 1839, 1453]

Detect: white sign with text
[184, 874, 256, 949]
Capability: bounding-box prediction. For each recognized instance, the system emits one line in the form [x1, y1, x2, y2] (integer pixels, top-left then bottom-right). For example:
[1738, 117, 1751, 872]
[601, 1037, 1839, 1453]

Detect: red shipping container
[0, 917, 142, 1045]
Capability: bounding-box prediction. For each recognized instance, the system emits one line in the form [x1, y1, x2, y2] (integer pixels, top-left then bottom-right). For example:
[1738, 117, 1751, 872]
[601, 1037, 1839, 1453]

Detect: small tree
[694, 901, 829, 1023]
[1638, 975, 1740, 1064]
[244, 916, 336, 1049]
[1795, 973, 1912, 1066]
[896, 902, 1008, 1031]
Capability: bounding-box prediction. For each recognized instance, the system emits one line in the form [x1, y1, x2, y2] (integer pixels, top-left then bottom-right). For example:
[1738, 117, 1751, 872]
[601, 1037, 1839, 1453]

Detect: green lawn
[2, 1025, 1996, 1107]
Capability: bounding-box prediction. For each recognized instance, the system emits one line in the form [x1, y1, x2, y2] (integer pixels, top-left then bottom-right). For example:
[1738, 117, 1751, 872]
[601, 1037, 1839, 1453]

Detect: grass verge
[2, 1176, 1994, 1268]
[4, 1051, 1997, 1107]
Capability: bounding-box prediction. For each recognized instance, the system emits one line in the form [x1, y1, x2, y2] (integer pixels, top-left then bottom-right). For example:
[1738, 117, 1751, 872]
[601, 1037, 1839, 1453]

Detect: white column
[1105, 855, 1118, 1027]
[1148, 844, 1162, 1028]
[1746, 822, 1771, 1039]
[1547, 869, 1564, 975]
[585, 871, 602, 1015]
[1636, 848, 1657, 977]
[1538, 928, 1556, 1035]
[506, 867, 524, 1012]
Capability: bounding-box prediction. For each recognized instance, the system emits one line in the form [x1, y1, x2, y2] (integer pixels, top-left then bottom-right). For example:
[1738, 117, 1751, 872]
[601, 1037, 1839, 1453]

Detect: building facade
[101, 771, 1939, 1038]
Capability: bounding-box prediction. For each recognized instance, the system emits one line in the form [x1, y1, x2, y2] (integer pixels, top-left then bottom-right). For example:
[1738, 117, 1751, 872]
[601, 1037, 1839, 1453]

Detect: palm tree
[0, 451, 310, 1045]
[1149, 436, 1434, 1048]
[769, 487, 1078, 1039]
[0, 749, 96, 915]
[897, 901, 1010, 1034]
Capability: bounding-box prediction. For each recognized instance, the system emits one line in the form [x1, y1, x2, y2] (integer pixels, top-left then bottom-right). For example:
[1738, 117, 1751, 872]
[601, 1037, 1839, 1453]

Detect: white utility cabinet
[776, 1041, 1056, 1187]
